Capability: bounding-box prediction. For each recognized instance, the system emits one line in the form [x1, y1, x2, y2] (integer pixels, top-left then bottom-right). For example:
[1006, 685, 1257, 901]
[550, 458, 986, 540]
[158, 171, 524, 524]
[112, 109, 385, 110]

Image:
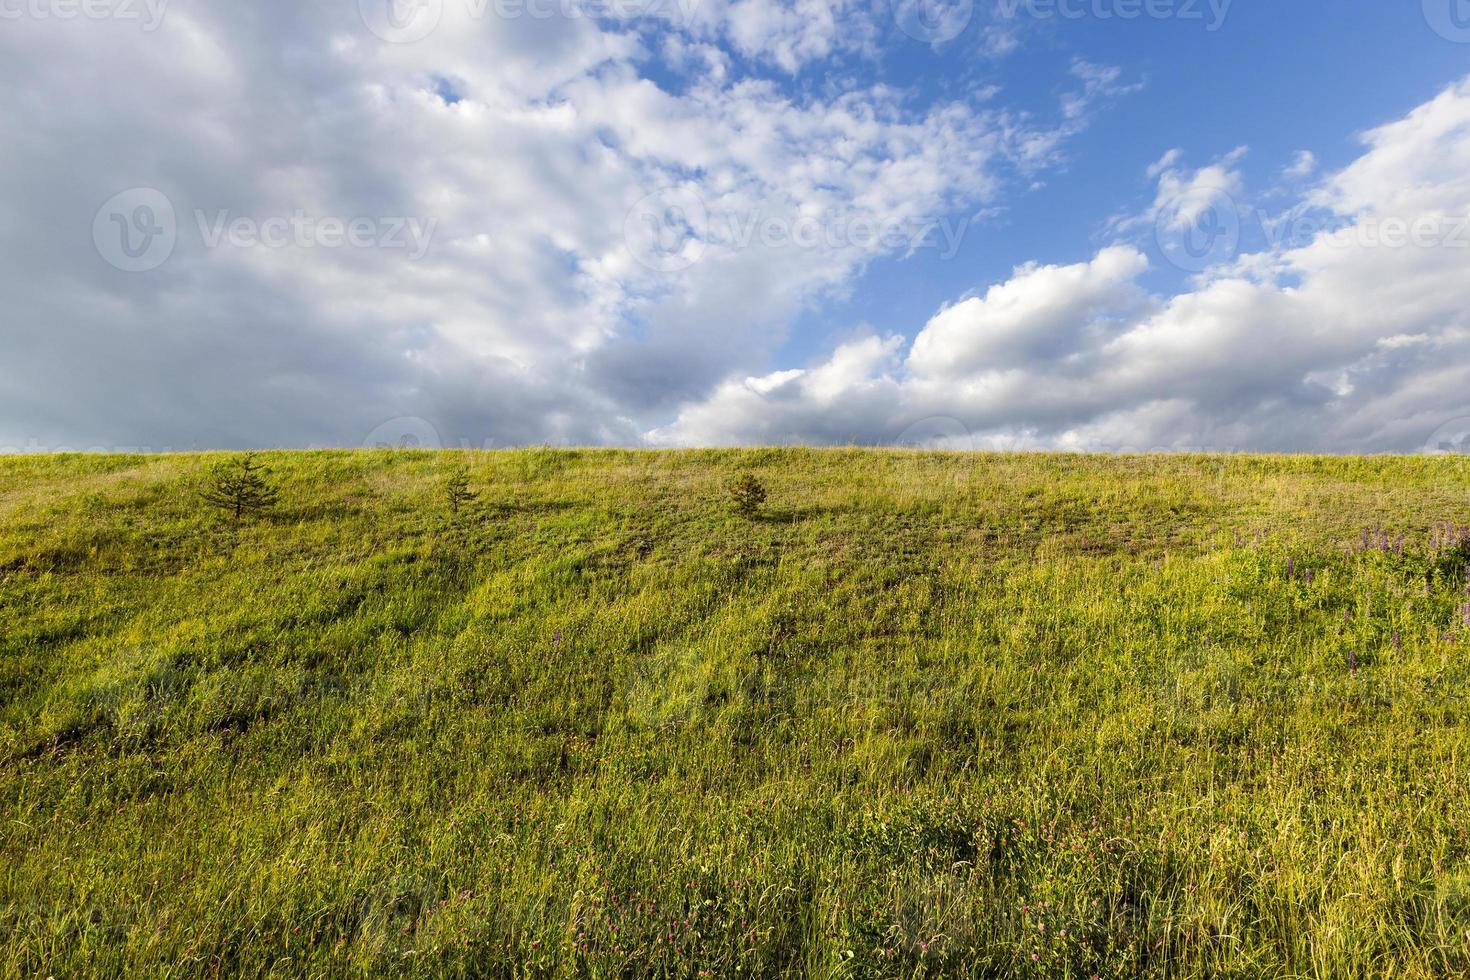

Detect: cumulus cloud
[651, 77, 1470, 452]
[1106, 145, 1248, 244]
[4, 3, 1464, 455]
[907, 246, 1151, 379]
[1283, 150, 1317, 180]
[0, 1, 1104, 450]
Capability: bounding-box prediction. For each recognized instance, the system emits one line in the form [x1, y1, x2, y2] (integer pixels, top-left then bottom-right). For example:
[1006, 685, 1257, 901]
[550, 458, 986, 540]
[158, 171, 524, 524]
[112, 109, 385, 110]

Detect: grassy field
[3, 450, 1470, 978]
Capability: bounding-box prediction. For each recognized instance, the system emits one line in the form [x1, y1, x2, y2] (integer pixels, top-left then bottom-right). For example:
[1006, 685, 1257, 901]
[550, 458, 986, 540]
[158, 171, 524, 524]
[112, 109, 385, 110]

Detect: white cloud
[9, 3, 1461, 456]
[1283, 150, 1317, 179]
[1123, 145, 1248, 235]
[646, 334, 905, 446]
[907, 246, 1151, 379]
[1146, 148, 1183, 180]
[652, 77, 1470, 452]
[0, 3, 1107, 450]
[1061, 60, 1145, 122]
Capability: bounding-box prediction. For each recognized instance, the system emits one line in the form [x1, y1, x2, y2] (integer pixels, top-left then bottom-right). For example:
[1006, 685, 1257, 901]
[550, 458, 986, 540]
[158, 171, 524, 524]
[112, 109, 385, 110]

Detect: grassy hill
[3, 449, 1470, 978]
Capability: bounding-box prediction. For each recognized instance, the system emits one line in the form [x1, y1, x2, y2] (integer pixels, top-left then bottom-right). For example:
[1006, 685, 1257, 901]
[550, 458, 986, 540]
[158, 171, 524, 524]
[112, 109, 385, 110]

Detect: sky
[2, 0, 1469, 453]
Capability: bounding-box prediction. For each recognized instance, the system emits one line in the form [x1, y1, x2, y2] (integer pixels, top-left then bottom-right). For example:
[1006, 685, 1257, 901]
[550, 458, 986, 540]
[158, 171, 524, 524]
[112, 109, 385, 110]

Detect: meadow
[2, 449, 1470, 978]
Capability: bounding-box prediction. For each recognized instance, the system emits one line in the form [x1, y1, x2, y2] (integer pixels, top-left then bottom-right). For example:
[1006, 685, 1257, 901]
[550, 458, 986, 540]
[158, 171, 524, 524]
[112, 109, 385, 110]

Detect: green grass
[3, 449, 1470, 978]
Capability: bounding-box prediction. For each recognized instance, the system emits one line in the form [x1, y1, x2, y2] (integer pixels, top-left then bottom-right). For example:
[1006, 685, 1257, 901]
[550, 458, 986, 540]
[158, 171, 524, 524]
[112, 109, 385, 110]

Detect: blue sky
[1, 1, 1469, 452]
[789, 2, 1470, 364]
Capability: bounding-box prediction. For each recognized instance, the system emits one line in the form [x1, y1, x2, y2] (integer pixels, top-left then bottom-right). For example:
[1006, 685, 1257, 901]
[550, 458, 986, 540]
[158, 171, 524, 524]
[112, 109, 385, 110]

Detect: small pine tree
[443, 466, 477, 516]
[729, 473, 767, 519]
[199, 453, 279, 523]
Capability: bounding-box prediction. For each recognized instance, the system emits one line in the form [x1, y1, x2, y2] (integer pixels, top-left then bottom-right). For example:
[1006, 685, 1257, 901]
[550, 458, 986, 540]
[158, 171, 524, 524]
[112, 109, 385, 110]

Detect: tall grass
[2, 449, 1469, 977]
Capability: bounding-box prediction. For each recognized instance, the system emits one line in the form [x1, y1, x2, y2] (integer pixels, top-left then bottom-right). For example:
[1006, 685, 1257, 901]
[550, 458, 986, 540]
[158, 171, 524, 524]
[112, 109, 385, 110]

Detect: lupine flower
[1347, 650, 1359, 673]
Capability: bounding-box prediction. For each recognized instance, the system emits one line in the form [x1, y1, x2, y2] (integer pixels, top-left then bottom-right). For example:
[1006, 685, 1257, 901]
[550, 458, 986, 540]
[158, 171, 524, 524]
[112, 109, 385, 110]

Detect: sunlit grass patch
[1, 450, 1469, 976]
